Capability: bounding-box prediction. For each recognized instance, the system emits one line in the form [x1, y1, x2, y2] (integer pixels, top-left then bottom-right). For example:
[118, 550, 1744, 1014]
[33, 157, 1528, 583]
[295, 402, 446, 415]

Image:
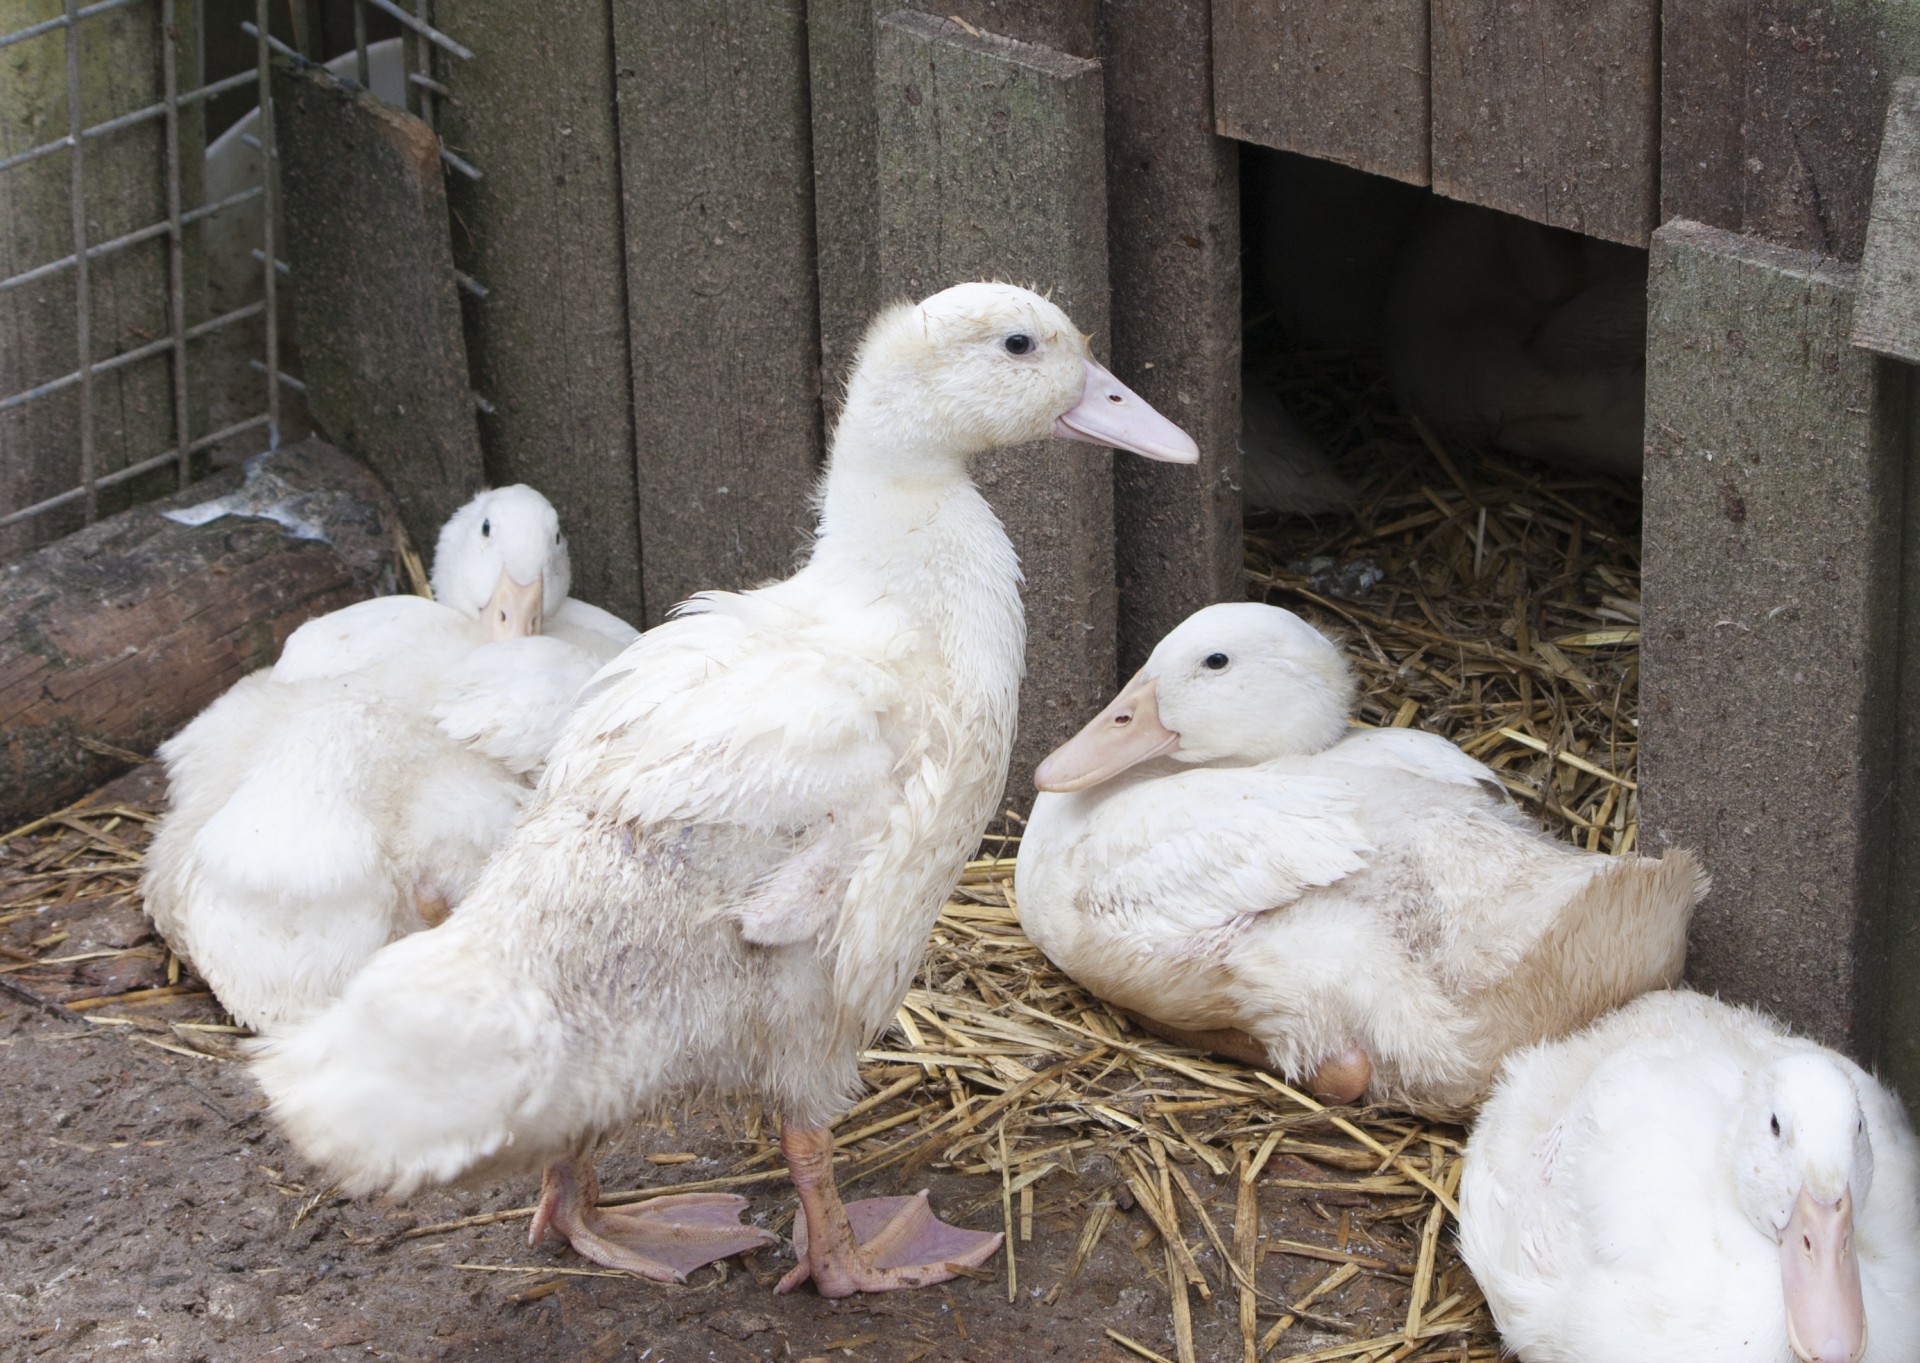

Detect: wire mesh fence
[0, 0, 475, 562]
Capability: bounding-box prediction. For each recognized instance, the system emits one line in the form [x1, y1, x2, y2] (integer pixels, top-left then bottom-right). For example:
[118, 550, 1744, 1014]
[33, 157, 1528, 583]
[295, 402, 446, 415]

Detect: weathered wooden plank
[435, 0, 643, 624]
[806, 0, 882, 396]
[1103, 0, 1244, 674]
[1430, 0, 1659, 245]
[611, 0, 821, 625]
[0, 4, 204, 560]
[874, 9, 1113, 794]
[0, 441, 403, 832]
[1851, 79, 1920, 362]
[1662, 2, 1913, 262]
[1640, 219, 1902, 1059]
[272, 61, 484, 557]
[1212, 0, 1429, 186]
[1884, 364, 1920, 1116]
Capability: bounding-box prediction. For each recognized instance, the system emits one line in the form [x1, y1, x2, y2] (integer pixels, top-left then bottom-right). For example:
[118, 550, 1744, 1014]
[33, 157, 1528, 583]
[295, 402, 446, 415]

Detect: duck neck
[810, 389, 1025, 685]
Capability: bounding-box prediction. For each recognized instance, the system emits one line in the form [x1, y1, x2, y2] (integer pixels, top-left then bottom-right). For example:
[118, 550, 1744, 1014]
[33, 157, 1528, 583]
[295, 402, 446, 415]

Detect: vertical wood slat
[1211, 0, 1430, 186]
[273, 62, 484, 554]
[805, 0, 881, 403]
[1662, 1, 1904, 263]
[435, 0, 643, 624]
[1640, 219, 1901, 1060]
[1104, 0, 1245, 674]
[873, 9, 1115, 795]
[1430, 0, 1660, 245]
[611, 0, 822, 626]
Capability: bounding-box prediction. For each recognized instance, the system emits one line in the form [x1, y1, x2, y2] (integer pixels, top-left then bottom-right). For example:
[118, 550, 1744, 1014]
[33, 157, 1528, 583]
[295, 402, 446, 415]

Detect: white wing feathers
[1324, 725, 1508, 797]
[1083, 770, 1373, 950]
[543, 598, 906, 946]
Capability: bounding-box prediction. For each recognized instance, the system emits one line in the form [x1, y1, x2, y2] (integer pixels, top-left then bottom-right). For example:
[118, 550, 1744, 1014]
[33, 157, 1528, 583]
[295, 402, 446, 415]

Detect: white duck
[1016, 603, 1704, 1115]
[250, 283, 1199, 1295]
[143, 488, 636, 1031]
[1460, 989, 1920, 1363]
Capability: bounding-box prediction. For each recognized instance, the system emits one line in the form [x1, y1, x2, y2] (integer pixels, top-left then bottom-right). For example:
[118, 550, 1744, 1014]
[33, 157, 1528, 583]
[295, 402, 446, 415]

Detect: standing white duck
[250, 283, 1200, 1295]
[143, 487, 636, 1031]
[1016, 603, 1704, 1115]
[1460, 989, 1920, 1363]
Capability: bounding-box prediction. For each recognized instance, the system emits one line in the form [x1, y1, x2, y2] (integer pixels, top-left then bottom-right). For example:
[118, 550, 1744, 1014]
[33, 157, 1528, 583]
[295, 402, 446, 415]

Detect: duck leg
[530, 1155, 777, 1283]
[774, 1122, 1002, 1297]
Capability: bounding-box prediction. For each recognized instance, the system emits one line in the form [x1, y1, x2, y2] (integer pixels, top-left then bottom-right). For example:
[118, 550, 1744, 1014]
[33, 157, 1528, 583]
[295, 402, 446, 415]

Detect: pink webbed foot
[776, 1123, 1002, 1298]
[531, 1156, 777, 1283]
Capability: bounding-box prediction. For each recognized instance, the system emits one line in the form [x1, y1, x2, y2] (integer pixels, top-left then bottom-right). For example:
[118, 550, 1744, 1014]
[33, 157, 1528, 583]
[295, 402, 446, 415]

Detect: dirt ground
[3, 768, 1495, 1363]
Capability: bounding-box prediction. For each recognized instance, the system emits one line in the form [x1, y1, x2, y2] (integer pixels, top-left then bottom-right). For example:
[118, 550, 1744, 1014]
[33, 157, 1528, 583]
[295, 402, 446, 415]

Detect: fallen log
[0, 440, 406, 831]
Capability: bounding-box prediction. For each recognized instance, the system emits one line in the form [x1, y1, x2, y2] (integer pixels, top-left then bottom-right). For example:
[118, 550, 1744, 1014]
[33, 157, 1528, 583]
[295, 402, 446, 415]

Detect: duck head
[1036, 603, 1355, 792]
[1735, 1053, 1874, 1363]
[431, 486, 572, 642]
[838, 282, 1199, 474]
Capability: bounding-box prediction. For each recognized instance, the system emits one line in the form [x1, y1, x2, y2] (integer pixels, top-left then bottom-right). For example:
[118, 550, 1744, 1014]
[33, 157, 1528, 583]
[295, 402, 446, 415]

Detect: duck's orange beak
[1781, 1184, 1866, 1363]
[1054, 359, 1200, 464]
[481, 567, 544, 641]
[1035, 672, 1180, 792]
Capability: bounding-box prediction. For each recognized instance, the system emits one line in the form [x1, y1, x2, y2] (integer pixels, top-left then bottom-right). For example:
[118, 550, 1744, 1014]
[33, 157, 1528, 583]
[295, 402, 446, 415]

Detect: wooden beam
[1851, 78, 1920, 364]
[0, 441, 403, 833]
[1640, 220, 1903, 1060]
[1212, 0, 1430, 187]
[435, 0, 643, 625]
[1430, 0, 1659, 245]
[611, 0, 822, 625]
[1104, 0, 1244, 674]
[873, 9, 1114, 795]
[272, 61, 485, 556]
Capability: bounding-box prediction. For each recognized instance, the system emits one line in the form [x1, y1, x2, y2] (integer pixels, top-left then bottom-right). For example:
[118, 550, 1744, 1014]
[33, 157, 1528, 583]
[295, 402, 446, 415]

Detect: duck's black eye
[481, 518, 491, 538]
[1770, 1114, 1781, 1138]
[1204, 652, 1230, 671]
[1004, 333, 1032, 356]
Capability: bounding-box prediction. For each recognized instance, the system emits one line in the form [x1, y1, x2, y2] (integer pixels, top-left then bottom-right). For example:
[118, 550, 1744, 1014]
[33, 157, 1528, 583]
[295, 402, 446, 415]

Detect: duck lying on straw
[1016, 601, 1705, 1117]
[252, 283, 1200, 1296]
[144, 486, 635, 1035]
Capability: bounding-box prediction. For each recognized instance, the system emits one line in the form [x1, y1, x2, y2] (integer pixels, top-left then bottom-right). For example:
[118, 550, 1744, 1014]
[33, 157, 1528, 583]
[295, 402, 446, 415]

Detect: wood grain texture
[0, 441, 402, 832]
[612, 0, 822, 625]
[1662, 1, 1916, 262]
[874, 9, 1115, 796]
[1853, 78, 1920, 363]
[436, 0, 643, 625]
[0, 5, 204, 560]
[806, 0, 883, 400]
[1640, 220, 1899, 1058]
[1212, 0, 1430, 185]
[1431, 0, 1659, 245]
[1102, 0, 1245, 675]
[273, 62, 484, 556]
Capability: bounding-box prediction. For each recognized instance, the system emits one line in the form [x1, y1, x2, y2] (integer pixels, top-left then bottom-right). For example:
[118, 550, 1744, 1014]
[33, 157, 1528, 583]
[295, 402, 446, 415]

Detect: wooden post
[1662, 1, 1910, 261]
[874, 9, 1112, 798]
[435, 0, 643, 625]
[272, 61, 485, 555]
[0, 441, 404, 832]
[0, 5, 203, 559]
[805, 0, 883, 401]
[1640, 219, 1904, 1061]
[1212, 0, 1430, 187]
[1429, 0, 1659, 245]
[1103, 0, 1244, 674]
[610, 0, 822, 625]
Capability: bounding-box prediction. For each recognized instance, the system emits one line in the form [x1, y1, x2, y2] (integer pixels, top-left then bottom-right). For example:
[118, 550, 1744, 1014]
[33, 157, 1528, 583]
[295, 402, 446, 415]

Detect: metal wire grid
[0, 0, 480, 539]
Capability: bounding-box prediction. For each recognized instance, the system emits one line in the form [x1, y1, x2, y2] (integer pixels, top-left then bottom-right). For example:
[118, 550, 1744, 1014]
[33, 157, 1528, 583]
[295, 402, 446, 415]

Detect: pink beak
[481, 567, 545, 642]
[1781, 1185, 1867, 1363]
[1034, 672, 1180, 792]
[1053, 358, 1200, 464]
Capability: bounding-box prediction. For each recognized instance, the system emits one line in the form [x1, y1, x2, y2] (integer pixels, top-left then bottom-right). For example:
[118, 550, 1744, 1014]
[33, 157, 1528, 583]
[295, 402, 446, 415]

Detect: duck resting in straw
[1016, 602, 1705, 1116]
[143, 486, 636, 1033]
[1460, 989, 1920, 1363]
[251, 282, 1200, 1295]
